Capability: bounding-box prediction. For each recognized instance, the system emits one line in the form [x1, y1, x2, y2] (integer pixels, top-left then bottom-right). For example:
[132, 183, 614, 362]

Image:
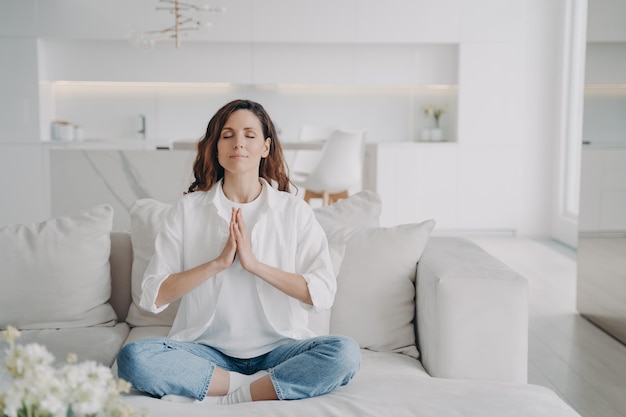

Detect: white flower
[423, 105, 446, 127]
[1, 326, 20, 345]
[4, 343, 55, 378]
[2, 367, 66, 417]
[59, 361, 111, 416]
[67, 352, 78, 364]
[1, 326, 139, 417]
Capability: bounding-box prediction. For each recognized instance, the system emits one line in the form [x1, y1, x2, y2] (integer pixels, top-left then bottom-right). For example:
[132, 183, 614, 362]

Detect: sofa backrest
[109, 232, 133, 322]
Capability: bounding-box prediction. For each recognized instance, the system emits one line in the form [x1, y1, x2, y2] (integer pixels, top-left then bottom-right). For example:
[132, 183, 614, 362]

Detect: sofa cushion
[330, 220, 435, 358]
[126, 199, 180, 327]
[0, 323, 130, 369]
[309, 191, 382, 335]
[313, 190, 381, 275]
[0, 205, 117, 330]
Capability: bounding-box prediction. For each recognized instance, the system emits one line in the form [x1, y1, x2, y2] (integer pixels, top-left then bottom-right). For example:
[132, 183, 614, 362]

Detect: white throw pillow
[330, 220, 436, 358]
[309, 191, 382, 335]
[125, 199, 179, 327]
[0, 205, 117, 330]
[313, 190, 382, 275]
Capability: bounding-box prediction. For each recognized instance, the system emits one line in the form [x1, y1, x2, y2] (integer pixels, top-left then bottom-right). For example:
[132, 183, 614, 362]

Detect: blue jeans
[117, 335, 361, 401]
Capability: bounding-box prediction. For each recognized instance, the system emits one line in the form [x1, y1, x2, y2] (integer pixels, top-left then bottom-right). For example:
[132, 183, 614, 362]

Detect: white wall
[0, 144, 50, 226]
[0, 38, 40, 143]
[0, 0, 572, 237]
[0, 34, 49, 226]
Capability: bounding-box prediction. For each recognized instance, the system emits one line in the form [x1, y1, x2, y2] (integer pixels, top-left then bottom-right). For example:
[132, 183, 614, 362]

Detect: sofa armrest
[416, 237, 528, 384]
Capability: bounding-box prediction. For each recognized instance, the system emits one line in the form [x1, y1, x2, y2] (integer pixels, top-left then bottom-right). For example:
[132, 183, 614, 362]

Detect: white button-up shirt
[139, 179, 336, 343]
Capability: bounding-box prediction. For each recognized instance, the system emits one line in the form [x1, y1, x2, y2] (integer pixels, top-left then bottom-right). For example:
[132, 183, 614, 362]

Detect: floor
[467, 237, 626, 417]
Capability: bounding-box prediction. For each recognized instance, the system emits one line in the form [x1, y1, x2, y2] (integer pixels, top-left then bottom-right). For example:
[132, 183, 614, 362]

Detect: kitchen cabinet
[456, 146, 520, 231]
[577, 147, 626, 347]
[364, 142, 519, 233]
[579, 147, 626, 232]
[363, 142, 458, 229]
[40, 40, 458, 86]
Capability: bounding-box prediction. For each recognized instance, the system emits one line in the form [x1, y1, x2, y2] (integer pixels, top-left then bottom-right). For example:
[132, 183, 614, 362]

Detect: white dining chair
[289, 125, 334, 182]
[294, 128, 366, 206]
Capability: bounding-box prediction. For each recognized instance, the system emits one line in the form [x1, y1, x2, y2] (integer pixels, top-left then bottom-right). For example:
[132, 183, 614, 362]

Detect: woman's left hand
[232, 209, 314, 305]
[232, 208, 259, 273]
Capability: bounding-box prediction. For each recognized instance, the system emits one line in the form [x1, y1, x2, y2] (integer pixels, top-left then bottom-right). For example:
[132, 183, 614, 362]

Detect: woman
[117, 99, 360, 405]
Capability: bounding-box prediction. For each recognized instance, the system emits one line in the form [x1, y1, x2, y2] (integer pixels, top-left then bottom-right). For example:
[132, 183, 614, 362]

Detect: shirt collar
[203, 178, 279, 218]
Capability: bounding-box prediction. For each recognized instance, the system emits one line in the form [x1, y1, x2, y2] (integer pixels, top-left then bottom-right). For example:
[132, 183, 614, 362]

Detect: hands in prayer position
[218, 208, 257, 272]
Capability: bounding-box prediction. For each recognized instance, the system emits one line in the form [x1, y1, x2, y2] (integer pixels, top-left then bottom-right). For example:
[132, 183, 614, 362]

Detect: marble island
[49, 141, 465, 232]
[48, 141, 327, 231]
[50, 148, 196, 230]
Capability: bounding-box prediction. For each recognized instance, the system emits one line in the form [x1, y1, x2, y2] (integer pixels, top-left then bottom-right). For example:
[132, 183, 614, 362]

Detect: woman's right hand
[155, 209, 240, 308]
[215, 208, 238, 270]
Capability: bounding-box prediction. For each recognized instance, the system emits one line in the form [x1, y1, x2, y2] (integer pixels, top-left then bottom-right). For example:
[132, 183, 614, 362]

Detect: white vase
[430, 128, 443, 141]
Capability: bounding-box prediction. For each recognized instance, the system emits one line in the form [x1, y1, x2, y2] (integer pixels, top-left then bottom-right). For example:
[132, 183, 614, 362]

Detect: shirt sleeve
[295, 203, 337, 312]
[139, 200, 184, 314]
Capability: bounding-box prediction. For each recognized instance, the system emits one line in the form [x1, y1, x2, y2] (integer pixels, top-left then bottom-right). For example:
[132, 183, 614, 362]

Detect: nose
[233, 133, 245, 149]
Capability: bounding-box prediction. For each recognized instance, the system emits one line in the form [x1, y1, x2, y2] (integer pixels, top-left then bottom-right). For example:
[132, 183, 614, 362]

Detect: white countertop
[41, 138, 458, 151]
[44, 139, 170, 150]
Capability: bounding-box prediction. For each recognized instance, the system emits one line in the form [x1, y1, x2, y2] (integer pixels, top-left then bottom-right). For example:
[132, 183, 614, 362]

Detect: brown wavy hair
[187, 99, 292, 194]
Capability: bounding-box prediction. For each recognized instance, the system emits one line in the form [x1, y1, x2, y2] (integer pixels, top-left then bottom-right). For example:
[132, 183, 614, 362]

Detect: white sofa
[0, 191, 581, 417]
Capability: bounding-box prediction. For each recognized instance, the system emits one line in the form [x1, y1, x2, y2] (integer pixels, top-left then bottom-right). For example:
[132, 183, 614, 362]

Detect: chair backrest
[303, 129, 366, 194]
[289, 125, 335, 176]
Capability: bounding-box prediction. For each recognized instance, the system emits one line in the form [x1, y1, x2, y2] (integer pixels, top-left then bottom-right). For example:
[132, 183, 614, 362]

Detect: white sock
[161, 371, 267, 405]
[198, 385, 252, 405]
[217, 385, 252, 405]
[198, 370, 267, 406]
[228, 370, 268, 393]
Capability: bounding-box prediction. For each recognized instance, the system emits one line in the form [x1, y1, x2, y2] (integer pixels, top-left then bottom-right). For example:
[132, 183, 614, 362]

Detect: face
[216, 109, 271, 177]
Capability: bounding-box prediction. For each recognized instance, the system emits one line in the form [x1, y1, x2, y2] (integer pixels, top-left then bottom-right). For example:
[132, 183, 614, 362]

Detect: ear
[262, 137, 271, 158]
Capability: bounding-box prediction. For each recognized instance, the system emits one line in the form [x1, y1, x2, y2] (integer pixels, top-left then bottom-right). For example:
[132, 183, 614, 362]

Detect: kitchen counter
[45, 139, 326, 151]
[44, 139, 171, 150]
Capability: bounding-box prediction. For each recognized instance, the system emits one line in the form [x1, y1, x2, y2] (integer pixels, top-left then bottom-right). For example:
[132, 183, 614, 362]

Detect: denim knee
[116, 342, 141, 382]
[329, 336, 361, 382]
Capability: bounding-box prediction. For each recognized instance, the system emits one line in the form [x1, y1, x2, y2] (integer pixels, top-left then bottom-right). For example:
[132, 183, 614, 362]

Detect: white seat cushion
[120, 347, 580, 417]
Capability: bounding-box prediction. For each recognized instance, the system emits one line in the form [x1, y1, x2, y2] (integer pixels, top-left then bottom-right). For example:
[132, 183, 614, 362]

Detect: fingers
[235, 208, 246, 234]
[230, 207, 237, 227]
[229, 208, 246, 241]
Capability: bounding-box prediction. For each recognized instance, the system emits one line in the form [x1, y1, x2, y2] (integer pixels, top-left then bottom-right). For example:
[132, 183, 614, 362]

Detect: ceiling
[2, 0, 463, 45]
